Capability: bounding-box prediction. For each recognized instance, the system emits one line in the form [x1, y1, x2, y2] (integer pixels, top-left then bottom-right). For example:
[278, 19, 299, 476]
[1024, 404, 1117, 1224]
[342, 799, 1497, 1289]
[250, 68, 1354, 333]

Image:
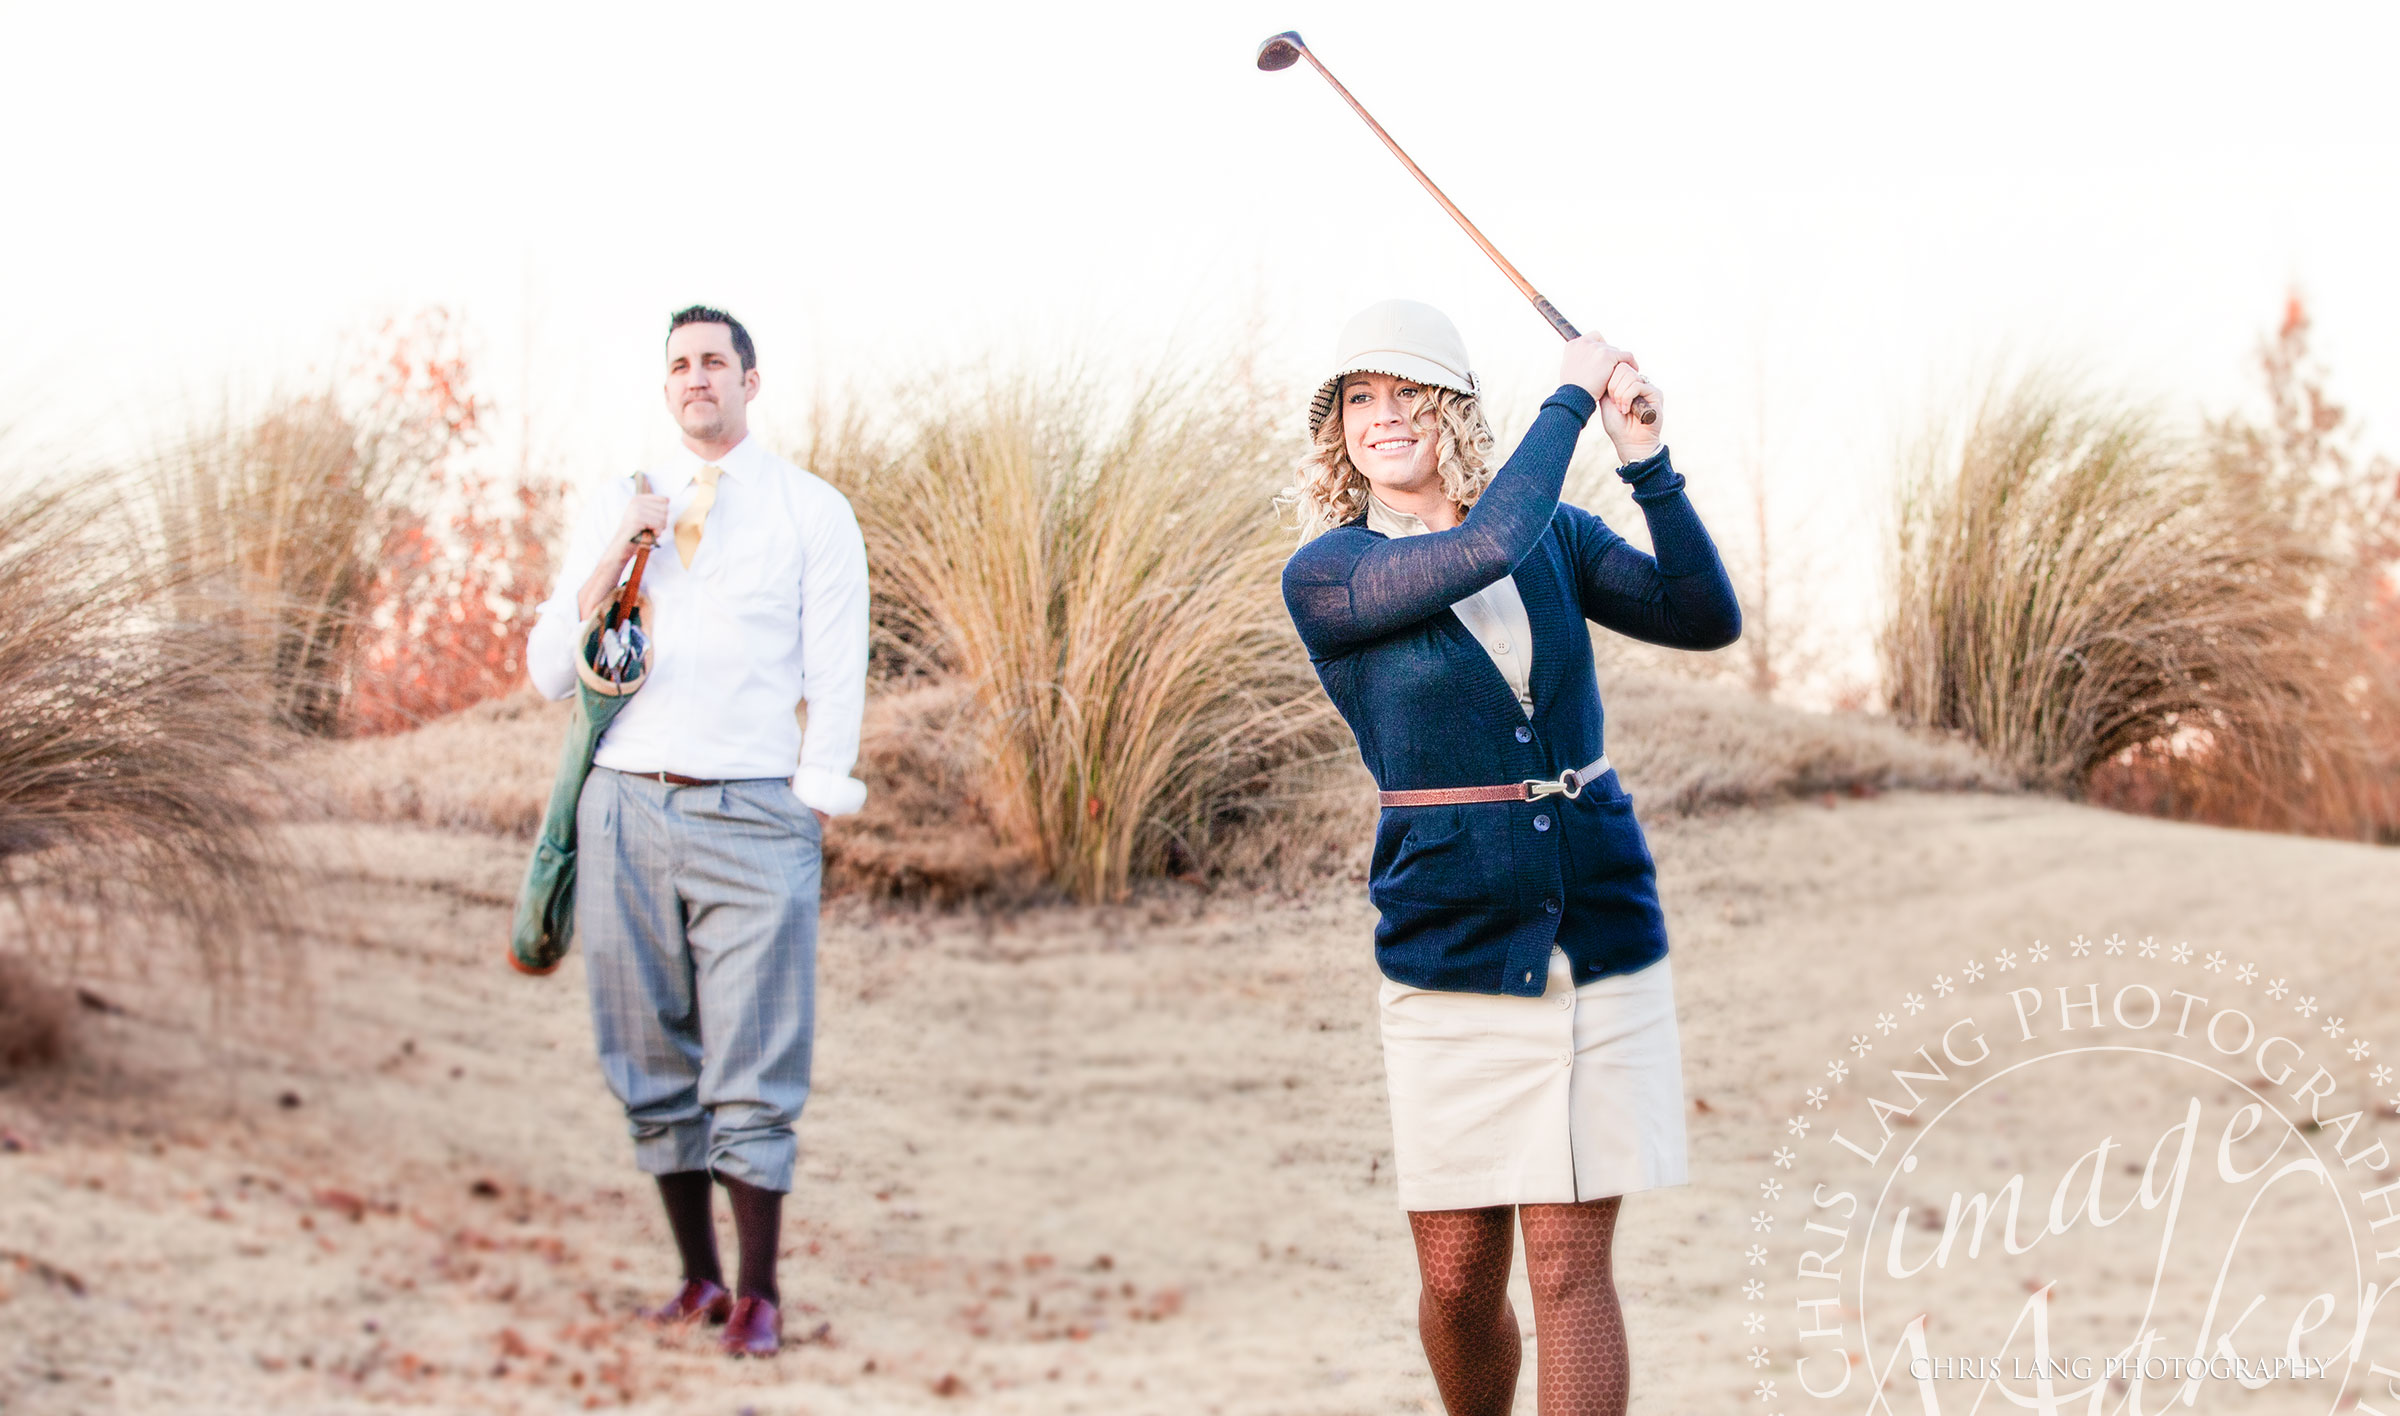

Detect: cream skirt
[1378, 948, 1688, 1211]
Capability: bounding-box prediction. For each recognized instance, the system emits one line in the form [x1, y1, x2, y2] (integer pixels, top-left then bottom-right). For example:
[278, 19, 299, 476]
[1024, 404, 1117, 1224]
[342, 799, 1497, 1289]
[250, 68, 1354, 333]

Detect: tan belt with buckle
[1378, 754, 1612, 808]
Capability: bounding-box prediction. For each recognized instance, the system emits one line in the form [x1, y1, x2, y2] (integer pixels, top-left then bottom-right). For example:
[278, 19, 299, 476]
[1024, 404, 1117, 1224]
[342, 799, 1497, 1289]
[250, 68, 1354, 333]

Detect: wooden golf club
[1256, 29, 1657, 425]
[608, 474, 657, 632]
[609, 534, 652, 630]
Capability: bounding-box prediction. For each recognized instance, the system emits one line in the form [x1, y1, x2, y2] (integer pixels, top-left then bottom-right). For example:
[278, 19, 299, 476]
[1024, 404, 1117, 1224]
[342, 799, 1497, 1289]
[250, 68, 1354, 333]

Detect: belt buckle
[1522, 769, 1585, 801]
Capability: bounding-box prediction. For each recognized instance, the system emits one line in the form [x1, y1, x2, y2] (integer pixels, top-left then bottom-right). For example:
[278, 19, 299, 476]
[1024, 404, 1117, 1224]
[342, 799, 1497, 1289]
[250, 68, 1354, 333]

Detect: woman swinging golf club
[1280, 300, 1740, 1415]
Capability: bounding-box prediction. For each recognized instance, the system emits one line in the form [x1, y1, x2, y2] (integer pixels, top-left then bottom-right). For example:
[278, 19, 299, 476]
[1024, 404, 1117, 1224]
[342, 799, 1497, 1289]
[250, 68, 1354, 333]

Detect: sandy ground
[4, 790, 2398, 1415]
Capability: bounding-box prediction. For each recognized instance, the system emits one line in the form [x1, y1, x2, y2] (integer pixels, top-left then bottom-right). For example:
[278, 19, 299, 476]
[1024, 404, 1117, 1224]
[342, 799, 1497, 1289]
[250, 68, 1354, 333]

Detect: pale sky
[6, 1, 2395, 693]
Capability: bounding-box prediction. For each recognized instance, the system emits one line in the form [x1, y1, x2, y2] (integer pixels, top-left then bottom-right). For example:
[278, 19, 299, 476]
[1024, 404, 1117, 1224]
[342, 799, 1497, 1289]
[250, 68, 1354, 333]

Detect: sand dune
[3, 790, 2396, 1414]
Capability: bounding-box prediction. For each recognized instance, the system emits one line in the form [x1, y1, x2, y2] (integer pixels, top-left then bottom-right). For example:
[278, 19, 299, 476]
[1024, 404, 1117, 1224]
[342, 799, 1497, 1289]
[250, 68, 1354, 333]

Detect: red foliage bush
[343, 467, 564, 735]
[339, 312, 566, 736]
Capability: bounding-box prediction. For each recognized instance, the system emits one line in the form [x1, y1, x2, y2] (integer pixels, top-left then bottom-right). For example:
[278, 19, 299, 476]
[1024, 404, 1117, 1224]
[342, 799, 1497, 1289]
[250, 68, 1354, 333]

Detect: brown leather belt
[1379, 754, 1612, 808]
[637, 770, 732, 787]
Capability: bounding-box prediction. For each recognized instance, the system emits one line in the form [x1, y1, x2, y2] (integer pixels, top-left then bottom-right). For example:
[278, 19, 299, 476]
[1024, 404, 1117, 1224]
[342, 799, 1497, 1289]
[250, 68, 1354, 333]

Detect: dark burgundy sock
[655, 1170, 722, 1286]
[719, 1173, 783, 1306]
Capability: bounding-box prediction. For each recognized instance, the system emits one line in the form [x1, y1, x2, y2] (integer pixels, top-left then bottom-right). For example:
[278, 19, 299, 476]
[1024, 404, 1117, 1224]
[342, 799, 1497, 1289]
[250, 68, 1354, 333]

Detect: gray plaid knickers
[575, 768, 822, 1192]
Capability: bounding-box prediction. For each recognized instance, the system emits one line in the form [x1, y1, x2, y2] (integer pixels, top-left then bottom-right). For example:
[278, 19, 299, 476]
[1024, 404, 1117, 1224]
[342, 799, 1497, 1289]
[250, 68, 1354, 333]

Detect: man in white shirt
[526, 305, 868, 1358]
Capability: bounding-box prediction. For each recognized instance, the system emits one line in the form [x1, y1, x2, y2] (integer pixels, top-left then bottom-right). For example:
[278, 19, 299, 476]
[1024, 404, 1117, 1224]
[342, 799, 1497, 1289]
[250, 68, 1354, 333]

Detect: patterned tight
[1409, 1205, 1521, 1415]
[1408, 1197, 1628, 1416]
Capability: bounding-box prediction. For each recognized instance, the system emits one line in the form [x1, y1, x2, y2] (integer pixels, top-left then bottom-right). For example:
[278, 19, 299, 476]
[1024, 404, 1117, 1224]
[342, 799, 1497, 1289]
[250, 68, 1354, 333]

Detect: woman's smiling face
[1340, 371, 1442, 497]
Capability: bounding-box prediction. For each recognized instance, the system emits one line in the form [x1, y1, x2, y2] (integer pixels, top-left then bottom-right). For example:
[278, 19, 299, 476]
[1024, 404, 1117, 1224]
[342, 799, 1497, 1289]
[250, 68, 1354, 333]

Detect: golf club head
[1255, 30, 1305, 71]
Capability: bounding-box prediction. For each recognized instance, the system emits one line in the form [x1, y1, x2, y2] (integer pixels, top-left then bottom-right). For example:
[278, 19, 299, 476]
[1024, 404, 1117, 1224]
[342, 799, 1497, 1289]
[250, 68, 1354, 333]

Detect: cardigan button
[1542, 899, 1560, 915]
[1514, 725, 1532, 743]
[1533, 814, 1551, 832]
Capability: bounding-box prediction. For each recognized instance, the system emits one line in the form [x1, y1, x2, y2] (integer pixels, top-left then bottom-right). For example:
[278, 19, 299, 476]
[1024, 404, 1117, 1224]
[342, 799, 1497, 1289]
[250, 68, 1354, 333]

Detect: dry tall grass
[151, 394, 402, 733]
[1884, 374, 2395, 837]
[147, 311, 488, 736]
[0, 473, 295, 1045]
[816, 370, 1352, 902]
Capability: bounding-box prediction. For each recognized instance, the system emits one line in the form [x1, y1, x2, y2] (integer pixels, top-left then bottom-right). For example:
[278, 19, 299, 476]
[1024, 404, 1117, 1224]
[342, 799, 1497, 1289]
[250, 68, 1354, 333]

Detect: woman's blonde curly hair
[1281, 381, 1499, 541]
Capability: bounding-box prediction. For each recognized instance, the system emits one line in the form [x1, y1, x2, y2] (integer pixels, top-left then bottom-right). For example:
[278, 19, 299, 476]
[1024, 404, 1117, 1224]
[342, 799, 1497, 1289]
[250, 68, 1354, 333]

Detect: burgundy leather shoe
[720, 1294, 781, 1357]
[647, 1278, 732, 1326]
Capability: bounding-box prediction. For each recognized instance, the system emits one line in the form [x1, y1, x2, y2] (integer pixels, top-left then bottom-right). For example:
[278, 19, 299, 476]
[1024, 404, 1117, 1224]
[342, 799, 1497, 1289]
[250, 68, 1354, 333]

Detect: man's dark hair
[666, 305, 756, 372]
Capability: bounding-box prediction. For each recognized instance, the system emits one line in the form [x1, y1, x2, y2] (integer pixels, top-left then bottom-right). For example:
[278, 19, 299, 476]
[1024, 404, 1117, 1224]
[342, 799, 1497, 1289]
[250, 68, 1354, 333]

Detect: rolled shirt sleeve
[790, 487, 871, 817]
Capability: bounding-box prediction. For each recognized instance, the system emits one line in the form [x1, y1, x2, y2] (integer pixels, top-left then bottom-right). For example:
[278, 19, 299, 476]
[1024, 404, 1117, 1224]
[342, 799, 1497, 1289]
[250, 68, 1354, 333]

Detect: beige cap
[1309, 299, 1480, 435]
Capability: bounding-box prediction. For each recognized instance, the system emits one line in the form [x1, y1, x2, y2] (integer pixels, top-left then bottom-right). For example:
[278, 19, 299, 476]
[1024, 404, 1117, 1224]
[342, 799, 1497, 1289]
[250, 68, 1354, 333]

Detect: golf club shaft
[1286, 41, 1657, 425]
[609, 472, 657, 631]
[610, 535, 651, 631]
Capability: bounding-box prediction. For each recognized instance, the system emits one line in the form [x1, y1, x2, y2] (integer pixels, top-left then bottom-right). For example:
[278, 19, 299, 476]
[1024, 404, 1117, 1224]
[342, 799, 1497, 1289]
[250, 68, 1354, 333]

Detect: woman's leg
[1518, 1196, 1628, 1416]
[1408, 1205, 1523, 1416]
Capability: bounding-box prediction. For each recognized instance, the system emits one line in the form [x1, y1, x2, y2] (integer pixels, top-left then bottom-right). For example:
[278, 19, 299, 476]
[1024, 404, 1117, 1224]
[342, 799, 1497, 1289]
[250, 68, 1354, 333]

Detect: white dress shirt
[1366, 493, 1537, 717]
[527, 434, 871, 816]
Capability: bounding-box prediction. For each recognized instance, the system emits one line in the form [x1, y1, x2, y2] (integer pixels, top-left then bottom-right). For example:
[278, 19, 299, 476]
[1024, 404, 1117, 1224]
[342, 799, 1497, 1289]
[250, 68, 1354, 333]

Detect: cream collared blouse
[1364, 494, 1536, 717]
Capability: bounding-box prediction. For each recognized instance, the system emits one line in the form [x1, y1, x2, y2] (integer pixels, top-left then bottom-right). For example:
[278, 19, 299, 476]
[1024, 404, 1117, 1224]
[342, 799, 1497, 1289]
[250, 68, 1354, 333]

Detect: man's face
[664, 322, 758, 445]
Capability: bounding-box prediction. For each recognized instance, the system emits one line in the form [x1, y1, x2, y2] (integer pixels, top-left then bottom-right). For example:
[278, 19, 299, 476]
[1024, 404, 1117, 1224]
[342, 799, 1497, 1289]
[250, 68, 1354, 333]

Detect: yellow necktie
[675, 464, 722, 569]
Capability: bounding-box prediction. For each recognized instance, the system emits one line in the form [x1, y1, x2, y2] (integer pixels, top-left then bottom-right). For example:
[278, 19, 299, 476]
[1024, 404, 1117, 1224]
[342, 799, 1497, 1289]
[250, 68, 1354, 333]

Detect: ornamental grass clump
[150, 392, 398, 734]
[1883, 369, 2396, 839]
[821, 366, 1351, 902]
[0, 470, 295, 1039]
[147, 310, 496, 737]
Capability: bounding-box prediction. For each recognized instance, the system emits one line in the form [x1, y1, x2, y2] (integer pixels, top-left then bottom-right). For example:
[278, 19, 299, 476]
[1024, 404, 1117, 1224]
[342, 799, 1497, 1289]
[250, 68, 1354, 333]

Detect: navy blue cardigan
[1282, 384, 1741, 997]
